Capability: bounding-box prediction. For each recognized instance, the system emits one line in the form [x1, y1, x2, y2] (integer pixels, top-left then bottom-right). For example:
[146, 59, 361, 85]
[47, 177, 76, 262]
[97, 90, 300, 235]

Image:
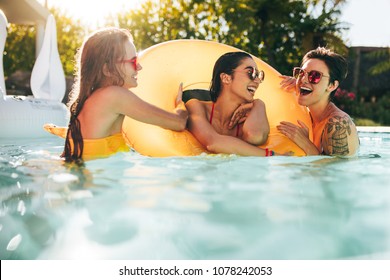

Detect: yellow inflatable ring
[122, 39, 311, 157]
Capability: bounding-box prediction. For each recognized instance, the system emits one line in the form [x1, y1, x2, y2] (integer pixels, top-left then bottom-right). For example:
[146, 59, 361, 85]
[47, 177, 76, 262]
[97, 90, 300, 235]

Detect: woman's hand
[277, 120, 310, 141]
[228, 102, 253, 129]
[175, 83, 185, 107]
[279, 75, 296, 93]
[174, 83, 188, 126]
[277, 120, 319, 155]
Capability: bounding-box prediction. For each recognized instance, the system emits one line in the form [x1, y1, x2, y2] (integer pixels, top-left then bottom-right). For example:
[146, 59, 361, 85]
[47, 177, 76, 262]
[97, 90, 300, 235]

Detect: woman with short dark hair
[278, 47, 359, 156]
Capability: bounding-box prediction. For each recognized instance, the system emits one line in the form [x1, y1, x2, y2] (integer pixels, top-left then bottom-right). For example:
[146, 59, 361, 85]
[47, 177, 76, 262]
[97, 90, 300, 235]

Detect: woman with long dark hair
[185, 51, 273, 156]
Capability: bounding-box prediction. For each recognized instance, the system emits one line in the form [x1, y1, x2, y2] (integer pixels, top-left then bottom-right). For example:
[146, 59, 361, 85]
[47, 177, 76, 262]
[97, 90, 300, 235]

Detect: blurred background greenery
[2, 0, 390, 125]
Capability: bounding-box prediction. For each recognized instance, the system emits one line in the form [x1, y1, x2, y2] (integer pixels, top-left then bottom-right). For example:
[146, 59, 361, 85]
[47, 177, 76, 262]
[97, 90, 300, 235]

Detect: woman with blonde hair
[63, 27, 187, 162]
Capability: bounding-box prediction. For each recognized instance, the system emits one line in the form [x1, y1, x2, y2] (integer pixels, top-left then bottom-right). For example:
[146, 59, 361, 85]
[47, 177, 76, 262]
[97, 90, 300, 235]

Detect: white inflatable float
[0, 11, 68, 138]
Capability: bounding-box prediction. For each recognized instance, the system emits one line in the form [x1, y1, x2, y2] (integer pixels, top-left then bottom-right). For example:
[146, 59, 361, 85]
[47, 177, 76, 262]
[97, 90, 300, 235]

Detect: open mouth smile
[247, 86, 257, 95]
[299, 86, 312, 96]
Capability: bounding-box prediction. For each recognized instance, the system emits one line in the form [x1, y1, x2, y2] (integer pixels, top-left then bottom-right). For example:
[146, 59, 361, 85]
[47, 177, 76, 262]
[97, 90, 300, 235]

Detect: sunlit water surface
[0, 132, 389, 260]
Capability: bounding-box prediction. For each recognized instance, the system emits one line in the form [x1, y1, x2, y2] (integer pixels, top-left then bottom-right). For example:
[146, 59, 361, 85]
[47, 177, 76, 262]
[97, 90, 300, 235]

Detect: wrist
[265, 148, 275, 157]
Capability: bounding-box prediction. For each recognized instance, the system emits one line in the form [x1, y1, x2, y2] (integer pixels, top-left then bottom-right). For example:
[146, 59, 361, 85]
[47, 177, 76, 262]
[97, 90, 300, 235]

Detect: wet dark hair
[209, 51, 252, 102]
[302, 47, 348, 89]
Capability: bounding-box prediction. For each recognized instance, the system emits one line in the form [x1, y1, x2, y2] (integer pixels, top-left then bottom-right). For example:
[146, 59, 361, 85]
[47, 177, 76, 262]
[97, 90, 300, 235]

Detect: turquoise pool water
[0, 131, 389, 260]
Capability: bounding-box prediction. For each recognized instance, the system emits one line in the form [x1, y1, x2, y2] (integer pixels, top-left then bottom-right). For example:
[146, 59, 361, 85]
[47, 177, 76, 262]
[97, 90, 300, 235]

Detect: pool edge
[357, 126, 390, 133]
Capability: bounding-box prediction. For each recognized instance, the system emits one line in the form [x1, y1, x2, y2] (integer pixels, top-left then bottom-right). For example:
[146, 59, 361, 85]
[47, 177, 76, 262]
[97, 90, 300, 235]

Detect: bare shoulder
[253, 98, 266, 110]
[322, 110, 359, 156]
[99, 86, 132, 98]
[185, 99, 208, 115]
[88, 86, 126, 102]
[92, 86, 140, 107]
[254, 98, 265, 106]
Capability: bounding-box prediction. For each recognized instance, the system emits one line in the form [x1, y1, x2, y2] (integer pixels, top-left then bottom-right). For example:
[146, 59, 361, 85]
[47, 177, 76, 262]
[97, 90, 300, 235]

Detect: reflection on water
[0, 132, 389, 259]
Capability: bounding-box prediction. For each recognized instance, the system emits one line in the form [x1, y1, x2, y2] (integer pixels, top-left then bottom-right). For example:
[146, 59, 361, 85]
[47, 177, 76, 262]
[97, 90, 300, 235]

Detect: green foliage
[332, 88, 357, 115]
[48, 7, 86, 76]
[368, 48, 390, 75]
[3, 24, 36, 77]
[236, 0, 308, 73]
[4, 0, 349, 78]
[110, 0, 228, 51]
[353, 118, 380, 126]
[348, 93, 390, 126]
[374, 95, 390, 125]
[111, 0, 348, 75]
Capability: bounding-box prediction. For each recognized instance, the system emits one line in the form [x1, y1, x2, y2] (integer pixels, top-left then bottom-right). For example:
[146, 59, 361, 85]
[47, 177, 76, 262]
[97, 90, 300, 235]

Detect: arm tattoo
[325, 116, 353, 155]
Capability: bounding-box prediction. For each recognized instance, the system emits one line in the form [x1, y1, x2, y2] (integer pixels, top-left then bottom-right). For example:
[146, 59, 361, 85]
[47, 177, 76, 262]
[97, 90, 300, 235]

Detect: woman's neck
[211, 94, 242, 129]
[309, 101, 332, 124]
[215, 92, 242, 115]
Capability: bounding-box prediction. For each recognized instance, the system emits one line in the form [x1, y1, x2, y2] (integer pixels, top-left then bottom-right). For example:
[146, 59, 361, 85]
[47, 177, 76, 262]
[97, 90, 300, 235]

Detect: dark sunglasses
[235, 67, 265, 82]
[117, 57, 137, 70]
[293, 67, 329, 84]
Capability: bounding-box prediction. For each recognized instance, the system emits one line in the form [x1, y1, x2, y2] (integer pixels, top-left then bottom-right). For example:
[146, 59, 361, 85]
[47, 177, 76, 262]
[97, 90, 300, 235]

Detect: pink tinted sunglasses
[117, 57, 137, 70]
[293, 67, 329, 84]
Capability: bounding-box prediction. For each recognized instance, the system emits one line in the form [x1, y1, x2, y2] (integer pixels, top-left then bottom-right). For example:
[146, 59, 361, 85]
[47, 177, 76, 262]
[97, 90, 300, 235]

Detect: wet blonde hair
[63, 27, 133, 162]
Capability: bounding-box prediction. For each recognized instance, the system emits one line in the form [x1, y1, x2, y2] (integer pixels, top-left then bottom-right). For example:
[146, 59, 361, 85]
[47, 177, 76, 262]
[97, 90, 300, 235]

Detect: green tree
[4, 0, 349, 81]
[219, 0, 348, 73]
[226, 0, 308, 73]
[112, 0, 348, 75]
[3, 24, 36, 77]
[110, 0, 227, 51]
[368, 48, 390, 75]
[49, 7, 85, 76]
[299, 0, 348, 55]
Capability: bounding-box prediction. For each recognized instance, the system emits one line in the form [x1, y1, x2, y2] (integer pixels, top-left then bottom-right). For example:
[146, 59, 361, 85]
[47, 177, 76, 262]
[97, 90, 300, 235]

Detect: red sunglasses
[117, 57, 137, 70]
[293, 67, 329, 84]
[235, 67, 265, 82]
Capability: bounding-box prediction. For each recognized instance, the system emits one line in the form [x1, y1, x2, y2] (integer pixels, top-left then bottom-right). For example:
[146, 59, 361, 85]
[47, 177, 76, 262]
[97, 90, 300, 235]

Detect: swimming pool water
[0, 131, 389, 260]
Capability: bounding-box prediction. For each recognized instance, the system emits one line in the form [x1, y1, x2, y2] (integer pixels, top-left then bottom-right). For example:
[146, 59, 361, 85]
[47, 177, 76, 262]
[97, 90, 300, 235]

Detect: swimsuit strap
[210, 102, 240, 136]
[209, 102, 215, 124]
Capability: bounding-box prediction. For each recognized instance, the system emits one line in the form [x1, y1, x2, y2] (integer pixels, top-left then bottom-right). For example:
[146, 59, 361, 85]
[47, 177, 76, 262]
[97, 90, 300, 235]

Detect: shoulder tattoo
[325, 116, 353, 155]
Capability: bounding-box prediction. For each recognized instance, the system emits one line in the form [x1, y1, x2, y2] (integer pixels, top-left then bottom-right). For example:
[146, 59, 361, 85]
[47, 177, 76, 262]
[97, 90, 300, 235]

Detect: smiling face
[210, 51, 257, 102]
[117, 40, 142, 89]
[228, 57, 262, 102]
[296, 58, 337, 108]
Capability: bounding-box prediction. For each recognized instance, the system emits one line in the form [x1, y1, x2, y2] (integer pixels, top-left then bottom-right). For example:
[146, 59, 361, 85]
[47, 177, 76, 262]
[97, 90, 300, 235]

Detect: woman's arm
[240, 99, 270, 145]
[113, 85, 188, 131]
[228, 99, 270, 145]
[322, 115, 359, 156]
[186, 99, 268, 156]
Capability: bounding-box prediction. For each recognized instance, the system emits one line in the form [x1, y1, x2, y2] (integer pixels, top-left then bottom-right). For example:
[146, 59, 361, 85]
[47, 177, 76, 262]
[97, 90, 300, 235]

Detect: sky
[340, 0, 390, 47]
[38, 0, 144, 28]
[39, 0, 390, 47]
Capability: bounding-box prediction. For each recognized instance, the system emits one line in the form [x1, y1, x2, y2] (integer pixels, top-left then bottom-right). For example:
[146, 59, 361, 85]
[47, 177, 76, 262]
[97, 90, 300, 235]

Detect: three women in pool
[64, 28, 356, 160]
[63, 27, 188, 162]
[277, 47, 360, 156]
[185, 51, 275, 156]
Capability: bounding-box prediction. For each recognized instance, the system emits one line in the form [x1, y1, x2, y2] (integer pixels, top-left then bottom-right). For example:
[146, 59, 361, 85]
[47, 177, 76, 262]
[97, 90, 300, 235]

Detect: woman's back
[77, 86, 125, 139]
